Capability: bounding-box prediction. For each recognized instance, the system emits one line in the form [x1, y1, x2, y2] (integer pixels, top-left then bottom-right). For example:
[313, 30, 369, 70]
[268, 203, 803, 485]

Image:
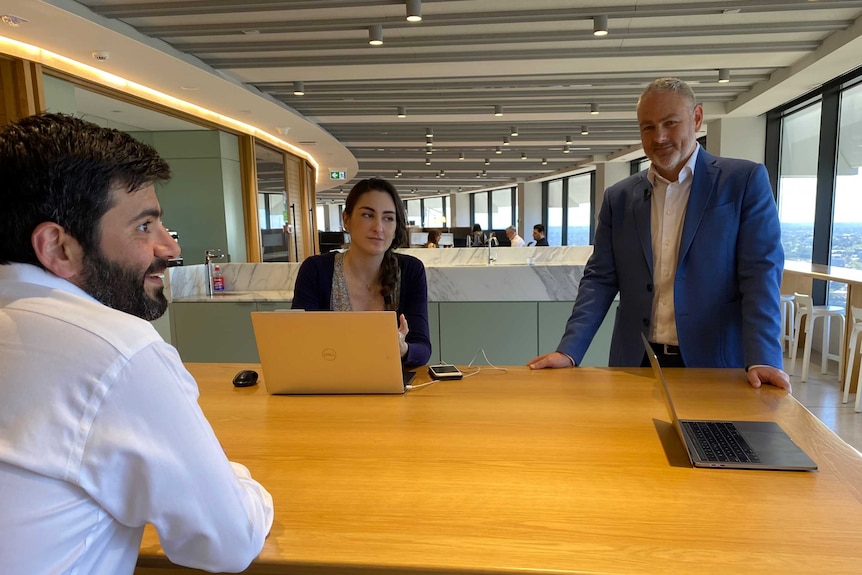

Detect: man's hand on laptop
[397, 314, 409, 357]
[747, 365, 791, 392]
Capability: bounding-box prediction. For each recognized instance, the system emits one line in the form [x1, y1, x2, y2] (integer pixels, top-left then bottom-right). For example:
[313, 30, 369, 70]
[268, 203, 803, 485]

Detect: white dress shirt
[648, 145, 701, 346]
[0, 263, 274, 575]
[509, 234, 527, 247]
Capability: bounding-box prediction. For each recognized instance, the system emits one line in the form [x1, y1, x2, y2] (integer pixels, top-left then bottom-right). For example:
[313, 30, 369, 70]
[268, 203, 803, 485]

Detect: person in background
[425, 229, 442, 248]
[532, 224, 549, 246]
[292, 178, 432, 368]
[0, 113, 273, 574]
[470, 223, 486, 247]
[506, 225, 527, 247]
[528, 77, 788, 391]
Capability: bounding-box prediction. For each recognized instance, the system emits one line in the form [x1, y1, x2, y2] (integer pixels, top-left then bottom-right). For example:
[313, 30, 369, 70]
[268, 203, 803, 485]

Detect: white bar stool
[789, 293, 845, 382]
[780, 294, 795, 356]
[841, 307, 862, 409]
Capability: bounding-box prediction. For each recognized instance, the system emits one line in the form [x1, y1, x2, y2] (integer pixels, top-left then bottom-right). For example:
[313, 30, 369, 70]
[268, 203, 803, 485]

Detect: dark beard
[80, 250, 169, 321]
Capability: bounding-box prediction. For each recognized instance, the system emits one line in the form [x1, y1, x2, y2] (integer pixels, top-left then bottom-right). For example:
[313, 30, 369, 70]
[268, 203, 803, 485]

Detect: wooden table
[136, 364, 862, 575]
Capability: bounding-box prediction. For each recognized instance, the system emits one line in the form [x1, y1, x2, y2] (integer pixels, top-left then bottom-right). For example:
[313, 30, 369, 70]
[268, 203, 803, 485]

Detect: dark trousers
[641, 341, 686, 368]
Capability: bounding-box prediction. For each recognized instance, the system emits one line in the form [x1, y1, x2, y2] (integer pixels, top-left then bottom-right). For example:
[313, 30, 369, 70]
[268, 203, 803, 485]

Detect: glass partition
[255, 142, 290, 261]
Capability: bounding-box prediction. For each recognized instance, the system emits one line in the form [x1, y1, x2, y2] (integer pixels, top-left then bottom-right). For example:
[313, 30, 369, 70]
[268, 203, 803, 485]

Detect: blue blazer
[557, 149, 784, 368]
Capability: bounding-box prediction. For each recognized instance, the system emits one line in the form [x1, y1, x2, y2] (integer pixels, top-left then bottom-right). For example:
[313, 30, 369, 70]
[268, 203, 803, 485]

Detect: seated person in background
[0, 113, 273, 574]
[532, 224, 549, 246]
[506, 225, 527, 247]
[292, 178, 432, 368]
[470, 223, 486, 247]
[425, 229, 441, 248]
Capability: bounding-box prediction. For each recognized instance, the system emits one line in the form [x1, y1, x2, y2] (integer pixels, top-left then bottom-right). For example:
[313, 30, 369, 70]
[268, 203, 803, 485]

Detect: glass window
[424, 197, 445, 227]
[777, 102, 821, 263]
[316, 204, 341, 231]
[316, 205, 326, 231]
[406, 199, 422, 227]
[547, 180, 563, 245]
[567, 174, 591, 245]
[491, 188, 513, 229]
[830, 82, 862, 307]
[473, 191, 489, 230]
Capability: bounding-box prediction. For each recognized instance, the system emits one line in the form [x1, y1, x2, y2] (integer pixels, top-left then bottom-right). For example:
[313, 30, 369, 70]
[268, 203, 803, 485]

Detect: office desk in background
[136, 364, 862, 575]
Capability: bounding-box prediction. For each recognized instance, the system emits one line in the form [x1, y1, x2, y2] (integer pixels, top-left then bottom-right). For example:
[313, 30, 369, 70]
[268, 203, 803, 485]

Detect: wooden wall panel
[0, 58, 44, 126]
[285, 155, 305, 260]
[239, 135, 262, 263]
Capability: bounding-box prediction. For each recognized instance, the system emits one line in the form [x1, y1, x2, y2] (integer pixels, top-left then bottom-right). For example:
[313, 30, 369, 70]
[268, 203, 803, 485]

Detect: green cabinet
[256, 302, 294, 312]
[428, 302, 441, 365]
[537, 301, 618, 367]
[168, 299, 614, 366]
[171, 301, 258, 362]
[438, 302, 538, 365]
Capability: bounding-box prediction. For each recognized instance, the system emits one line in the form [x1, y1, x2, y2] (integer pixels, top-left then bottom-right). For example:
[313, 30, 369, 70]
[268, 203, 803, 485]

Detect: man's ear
[31, 222, 85, 279]
[693, 103, 704, 132]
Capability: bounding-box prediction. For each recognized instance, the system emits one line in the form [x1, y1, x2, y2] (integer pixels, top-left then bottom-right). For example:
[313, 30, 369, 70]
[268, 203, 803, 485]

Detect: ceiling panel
[67, 0, 862, 200]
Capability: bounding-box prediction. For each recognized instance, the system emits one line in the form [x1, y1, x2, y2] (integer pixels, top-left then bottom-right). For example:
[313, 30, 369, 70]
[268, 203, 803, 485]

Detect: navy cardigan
[291, 252, 432, 368]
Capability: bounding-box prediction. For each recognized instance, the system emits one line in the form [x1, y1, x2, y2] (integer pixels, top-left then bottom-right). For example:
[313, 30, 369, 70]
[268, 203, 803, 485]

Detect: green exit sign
[329, 171, 346, 180]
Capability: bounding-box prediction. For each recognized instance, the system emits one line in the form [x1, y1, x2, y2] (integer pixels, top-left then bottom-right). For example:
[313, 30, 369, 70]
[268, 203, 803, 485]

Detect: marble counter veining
[172, 290, 295, 303]
[166, 246, 592, 303]
[168, 262, 301, 300]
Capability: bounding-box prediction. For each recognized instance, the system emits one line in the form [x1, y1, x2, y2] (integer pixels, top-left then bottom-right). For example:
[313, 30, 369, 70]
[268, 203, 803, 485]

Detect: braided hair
[343, 178, 408, 305]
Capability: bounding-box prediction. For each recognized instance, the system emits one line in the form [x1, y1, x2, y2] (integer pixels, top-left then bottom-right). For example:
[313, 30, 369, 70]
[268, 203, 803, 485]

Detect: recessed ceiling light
[180, 85, 200, 91]
[1, 14, 27, 27]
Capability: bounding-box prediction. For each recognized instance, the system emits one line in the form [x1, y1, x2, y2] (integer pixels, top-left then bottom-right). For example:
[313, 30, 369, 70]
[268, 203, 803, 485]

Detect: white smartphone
[428, 364, 463, 380]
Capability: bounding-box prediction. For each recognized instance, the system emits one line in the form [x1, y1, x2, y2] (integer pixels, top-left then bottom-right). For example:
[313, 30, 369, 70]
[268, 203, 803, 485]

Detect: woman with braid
[291, 178, 431, 367]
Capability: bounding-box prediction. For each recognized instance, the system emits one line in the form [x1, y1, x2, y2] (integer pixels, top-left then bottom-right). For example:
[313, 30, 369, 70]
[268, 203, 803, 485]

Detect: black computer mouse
[232, 369, 259, 387]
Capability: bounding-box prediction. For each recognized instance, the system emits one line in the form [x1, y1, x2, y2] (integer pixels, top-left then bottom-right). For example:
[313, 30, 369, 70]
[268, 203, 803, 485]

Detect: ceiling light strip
[0, 35, 320, 174]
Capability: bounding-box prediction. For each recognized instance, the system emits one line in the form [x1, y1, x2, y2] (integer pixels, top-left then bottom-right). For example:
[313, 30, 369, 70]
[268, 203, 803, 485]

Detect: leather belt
[650, 341, 681, 356]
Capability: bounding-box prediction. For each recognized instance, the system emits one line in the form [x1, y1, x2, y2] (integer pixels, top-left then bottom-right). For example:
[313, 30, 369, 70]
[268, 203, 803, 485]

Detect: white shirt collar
[0, 262, 100, 304]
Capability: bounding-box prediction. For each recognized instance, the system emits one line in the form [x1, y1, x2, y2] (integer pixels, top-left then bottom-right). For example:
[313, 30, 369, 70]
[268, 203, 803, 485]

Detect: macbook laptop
[641, 334, 817, 471]
[251, 311, 415, 394]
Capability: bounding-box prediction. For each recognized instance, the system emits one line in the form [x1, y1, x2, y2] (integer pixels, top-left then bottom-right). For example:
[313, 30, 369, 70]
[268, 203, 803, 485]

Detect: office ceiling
[32, 1, 862, 200]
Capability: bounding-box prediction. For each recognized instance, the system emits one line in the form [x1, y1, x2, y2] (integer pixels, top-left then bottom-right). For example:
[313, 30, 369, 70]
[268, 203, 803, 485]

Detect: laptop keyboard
[682, 421, 761, 463]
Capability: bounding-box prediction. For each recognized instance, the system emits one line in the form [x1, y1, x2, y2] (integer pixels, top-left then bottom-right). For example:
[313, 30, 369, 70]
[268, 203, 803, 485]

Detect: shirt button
[642, 318, 650, 327]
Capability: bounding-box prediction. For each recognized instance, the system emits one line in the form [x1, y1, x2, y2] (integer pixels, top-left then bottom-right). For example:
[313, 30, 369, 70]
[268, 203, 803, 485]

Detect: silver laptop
[251, 311, 415, 394]
[642, 334, 817, 471]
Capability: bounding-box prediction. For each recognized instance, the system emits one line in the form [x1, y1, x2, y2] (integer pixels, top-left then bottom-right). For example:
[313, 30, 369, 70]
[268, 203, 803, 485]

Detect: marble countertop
[167, 247, 592, 303]
[172, 290, 294, 303]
